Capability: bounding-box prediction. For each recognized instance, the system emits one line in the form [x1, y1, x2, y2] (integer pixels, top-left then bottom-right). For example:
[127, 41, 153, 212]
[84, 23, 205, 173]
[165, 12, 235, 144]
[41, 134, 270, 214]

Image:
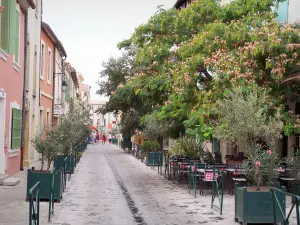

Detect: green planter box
[291, 184, 300, 203]
[26, 168, 63, 202]
[235, 186, 286, 224]
[112, 138, 118, 145]
[54, 155, 75, 174]
[146, 152, 163, 166]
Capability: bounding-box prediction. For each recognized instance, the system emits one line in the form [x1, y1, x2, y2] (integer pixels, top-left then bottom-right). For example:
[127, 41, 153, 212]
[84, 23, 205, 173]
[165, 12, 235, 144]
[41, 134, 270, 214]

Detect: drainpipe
[20, 10, 29, 171]
[52, 47, 56, 127]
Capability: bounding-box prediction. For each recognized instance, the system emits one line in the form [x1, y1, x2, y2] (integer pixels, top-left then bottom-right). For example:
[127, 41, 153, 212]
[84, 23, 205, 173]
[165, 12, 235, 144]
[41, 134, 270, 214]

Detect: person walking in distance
[96, 132, 100, 143]
[108, 133, 112, 144]
[102, 135, 106, 144]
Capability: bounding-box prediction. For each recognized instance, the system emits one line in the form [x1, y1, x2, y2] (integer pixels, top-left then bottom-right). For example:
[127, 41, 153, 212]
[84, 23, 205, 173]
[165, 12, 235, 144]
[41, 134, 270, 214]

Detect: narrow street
[50, 144, 236, 225]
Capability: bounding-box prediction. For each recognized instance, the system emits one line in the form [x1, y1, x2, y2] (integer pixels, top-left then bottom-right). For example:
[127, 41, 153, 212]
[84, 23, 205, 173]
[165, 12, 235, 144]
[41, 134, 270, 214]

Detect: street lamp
[54, 72, 68, 93]
[61, 80, 67, 93]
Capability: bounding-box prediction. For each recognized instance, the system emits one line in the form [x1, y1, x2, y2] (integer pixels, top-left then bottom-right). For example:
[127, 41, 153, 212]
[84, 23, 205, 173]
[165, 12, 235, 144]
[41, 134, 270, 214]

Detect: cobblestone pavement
[0, 144, 298, 225]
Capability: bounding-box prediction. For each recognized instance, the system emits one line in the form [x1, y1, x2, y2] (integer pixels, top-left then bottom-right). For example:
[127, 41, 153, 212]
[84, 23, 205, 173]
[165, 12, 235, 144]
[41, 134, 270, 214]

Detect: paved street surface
[0, 144, 298, 225]
[50, 144, 236, 225]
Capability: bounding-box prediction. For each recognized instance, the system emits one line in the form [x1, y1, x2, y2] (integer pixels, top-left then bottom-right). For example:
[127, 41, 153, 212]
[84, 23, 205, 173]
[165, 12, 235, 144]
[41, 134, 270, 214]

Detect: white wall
[25, 0, 42, 165]
[288, 0, 300, 23]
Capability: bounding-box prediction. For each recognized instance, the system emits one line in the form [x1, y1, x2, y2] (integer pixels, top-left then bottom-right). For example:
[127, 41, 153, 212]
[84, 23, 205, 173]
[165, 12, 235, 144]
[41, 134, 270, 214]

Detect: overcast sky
[43, 0, 175, 100]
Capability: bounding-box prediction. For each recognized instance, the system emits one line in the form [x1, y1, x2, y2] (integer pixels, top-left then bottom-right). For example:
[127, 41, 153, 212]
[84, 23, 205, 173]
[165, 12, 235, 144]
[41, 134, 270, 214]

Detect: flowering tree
[116, 0, 300, 141]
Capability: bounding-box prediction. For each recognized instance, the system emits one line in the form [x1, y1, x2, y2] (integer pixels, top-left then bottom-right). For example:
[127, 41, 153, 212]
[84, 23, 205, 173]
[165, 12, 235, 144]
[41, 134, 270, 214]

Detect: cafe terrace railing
[211, 168, 226, 215]
[29, 181, 41, 225]
[48, 168, 55, 222]
[270, 186, 300, 225]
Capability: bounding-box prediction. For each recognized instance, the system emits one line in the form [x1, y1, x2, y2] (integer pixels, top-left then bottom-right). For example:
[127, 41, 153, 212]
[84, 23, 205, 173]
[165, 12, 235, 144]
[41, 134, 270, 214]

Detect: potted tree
[27, 127, 63, 202]
[142, 140, 160, 165]
[214, 86, 285, 224]
[54, 106, 90, 173]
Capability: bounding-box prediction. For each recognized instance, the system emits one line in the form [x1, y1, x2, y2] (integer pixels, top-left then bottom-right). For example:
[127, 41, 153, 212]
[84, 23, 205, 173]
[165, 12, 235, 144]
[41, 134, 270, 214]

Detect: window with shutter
[0, 0, 18, 56]
[65, 77, 71, 102]
[1, 0, 9, 51]
[11, 108, 22, 149]
[14, 6, 20, 63]
[276, 1, 289, 23]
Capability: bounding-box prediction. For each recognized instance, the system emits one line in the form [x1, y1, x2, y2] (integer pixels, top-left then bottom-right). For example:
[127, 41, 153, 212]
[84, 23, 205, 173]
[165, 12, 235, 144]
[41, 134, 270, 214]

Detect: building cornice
[41, 22, 67, 57]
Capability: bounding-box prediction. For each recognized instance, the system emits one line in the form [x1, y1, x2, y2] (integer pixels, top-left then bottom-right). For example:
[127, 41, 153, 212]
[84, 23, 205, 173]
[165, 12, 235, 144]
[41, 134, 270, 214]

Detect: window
[276, 1, 289, 23]
[11, 108, 22, 149]
[1, 0, 20, 60]
[35, 0, 39, 18]
[295, 102, 300, 115]
[40, 43, 45, 78]
[46, 111, 49, 127]
[40, 110, 43, 128]
[47, 50, 51, 83]
[14, 4, 20, 63]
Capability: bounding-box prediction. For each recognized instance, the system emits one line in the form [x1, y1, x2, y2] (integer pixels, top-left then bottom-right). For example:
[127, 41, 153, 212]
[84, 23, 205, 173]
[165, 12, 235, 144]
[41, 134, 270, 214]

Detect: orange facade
[40, 29, 54, 127]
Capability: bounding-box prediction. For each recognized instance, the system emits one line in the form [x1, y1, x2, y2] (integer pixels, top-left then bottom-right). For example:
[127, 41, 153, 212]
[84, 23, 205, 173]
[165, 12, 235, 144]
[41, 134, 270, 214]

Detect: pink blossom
[267, 150, 272, 155]
[255, 161, 261, 167]
[292, 157, 294, 161]
[279, 167, 285, 173]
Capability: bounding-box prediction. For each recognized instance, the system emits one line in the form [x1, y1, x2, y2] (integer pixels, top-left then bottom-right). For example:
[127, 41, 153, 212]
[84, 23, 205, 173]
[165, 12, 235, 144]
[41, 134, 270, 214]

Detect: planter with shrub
[214, 86, 285, 224]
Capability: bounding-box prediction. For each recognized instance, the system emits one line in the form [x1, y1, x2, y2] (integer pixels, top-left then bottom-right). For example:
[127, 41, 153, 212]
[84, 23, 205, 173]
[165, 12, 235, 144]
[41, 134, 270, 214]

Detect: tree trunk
[40, 155, 44, 170]
[47, 160, 51, 171]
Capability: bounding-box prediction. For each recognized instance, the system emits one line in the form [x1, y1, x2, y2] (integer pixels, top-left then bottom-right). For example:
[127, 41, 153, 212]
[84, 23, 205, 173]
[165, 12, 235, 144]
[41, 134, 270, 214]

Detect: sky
[43, 0, 175, 100]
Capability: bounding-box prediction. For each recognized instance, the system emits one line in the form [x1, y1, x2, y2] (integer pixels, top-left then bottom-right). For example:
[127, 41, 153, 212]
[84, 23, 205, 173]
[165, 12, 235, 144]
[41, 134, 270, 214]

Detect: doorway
[0, 93, 6, 174]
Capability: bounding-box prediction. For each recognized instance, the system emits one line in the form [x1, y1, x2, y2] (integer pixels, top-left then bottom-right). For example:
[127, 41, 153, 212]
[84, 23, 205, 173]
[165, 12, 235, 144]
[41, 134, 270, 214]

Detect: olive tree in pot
[54, 105, 90, 173]
[27, 127, 63, 202]
[214, 86, 284, 224]
[142, 140, 160, 166]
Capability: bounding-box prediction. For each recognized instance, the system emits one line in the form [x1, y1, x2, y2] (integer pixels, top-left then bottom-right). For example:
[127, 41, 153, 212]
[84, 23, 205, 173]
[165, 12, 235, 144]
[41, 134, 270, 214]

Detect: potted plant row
[26, 105, 91, 203]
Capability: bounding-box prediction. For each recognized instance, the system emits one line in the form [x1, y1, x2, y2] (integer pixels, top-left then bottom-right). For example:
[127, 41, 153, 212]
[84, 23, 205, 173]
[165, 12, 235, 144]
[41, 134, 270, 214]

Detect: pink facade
[0, 4, 25, 176]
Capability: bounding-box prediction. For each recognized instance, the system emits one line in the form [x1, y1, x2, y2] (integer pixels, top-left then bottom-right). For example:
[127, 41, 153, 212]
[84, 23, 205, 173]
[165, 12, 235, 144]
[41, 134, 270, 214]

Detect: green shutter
[1, 0, 9, 52]
[14, 9, 20, 63]
[8, 0, 16, 54]
[11, 108, 22, 149]
[65, 78, 71, 102]
[0, 0, 16, 54]
[212, 138, 219, 153]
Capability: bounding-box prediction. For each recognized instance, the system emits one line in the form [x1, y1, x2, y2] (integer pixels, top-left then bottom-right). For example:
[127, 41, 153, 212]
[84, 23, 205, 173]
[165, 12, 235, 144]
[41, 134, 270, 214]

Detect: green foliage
[242, 146, 281, 190]
[142, 140, 160, 152]
[214, 85, 284, 148]
[31, 103, 90, 170]
[31, 127, 62, 171]
[98, 0, 300, 147]
[214, 85, 284, 190]
[169, 136, 212, 161]
[287, 151, 300, 183]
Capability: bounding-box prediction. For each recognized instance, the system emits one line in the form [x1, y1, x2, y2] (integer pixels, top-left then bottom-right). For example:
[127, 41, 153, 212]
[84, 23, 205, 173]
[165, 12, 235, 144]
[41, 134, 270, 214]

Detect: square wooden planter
[146, 152, 163, 166]
[26, 168, 63, 202]
[54, 155, 75, 174]
[235, 186, 286, 224]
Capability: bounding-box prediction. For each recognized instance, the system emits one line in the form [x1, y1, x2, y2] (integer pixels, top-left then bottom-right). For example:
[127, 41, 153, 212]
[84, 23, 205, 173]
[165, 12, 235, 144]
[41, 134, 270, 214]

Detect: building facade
[23, 0, 42, 168]
[174, 0, 194, 9]
[53, 39, 67, 126]
[0, 0, 35, 175]
[40, 22, 55, 128]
